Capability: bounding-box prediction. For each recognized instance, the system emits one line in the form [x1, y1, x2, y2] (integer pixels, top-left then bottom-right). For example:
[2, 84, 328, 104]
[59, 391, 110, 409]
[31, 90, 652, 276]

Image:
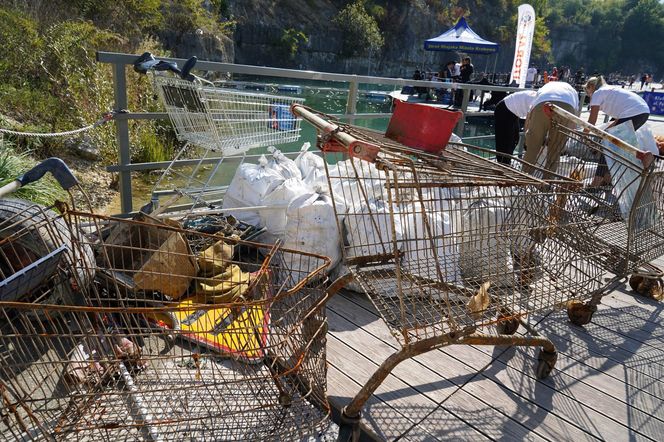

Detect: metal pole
[346, 80, 359, 125]
[112, 63, 133, 214]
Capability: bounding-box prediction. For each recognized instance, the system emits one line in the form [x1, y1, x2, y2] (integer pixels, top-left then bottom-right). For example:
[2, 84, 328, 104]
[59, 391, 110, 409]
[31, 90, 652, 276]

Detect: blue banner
[643, 91, 664, 116]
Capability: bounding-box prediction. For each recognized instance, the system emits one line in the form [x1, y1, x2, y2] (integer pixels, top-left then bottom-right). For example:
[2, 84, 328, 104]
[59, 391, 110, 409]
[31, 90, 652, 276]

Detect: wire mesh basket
[540, 104, 664, 277]
[292, 104, 610, 435]
[0, 210, 332, 441]
[154, 75, 305, 157]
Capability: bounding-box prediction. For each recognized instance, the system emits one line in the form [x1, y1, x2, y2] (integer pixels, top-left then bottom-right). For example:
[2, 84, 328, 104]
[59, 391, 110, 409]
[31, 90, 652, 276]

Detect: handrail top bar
[96, 51, 524, 93]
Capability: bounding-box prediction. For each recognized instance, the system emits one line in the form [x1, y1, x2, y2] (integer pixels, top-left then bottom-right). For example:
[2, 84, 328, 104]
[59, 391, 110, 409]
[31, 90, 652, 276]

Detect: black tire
[0, 198, 95, 310]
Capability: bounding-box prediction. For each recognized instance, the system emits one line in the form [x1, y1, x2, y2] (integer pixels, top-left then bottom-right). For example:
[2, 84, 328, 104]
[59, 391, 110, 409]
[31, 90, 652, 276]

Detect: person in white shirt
[584, 75, 650, 185]
[523, 81, 579, 174]
[584, 76, 650, 130]
[494, 90, 536, 164]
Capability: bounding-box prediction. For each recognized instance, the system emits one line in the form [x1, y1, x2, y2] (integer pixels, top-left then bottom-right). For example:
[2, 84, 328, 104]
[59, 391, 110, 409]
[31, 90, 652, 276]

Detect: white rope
[0, 112, 115, 138]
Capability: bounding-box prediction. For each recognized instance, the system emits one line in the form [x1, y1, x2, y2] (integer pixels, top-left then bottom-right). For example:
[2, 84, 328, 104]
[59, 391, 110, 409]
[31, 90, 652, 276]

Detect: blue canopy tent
[424, 17, 499, 54]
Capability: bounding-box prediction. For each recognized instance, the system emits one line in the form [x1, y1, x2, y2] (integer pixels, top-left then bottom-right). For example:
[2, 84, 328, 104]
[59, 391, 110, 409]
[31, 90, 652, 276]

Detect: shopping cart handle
[18, 158, 79, 190]
[133, 52, 158, 74]
[180, 56, 197, 81]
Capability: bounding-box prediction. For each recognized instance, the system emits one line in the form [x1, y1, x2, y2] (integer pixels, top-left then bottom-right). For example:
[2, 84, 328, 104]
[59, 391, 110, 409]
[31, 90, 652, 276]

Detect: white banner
[509, 4, 536, 88]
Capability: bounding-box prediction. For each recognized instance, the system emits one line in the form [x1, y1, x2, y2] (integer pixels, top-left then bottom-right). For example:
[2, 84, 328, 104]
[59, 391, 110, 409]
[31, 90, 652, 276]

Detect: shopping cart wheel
[495, 317, 520, 335]
[535, 349, 557, 380]
[337, 407, 361, 442]
[628, 273, 664, 301]
[566, 300, 597, 326]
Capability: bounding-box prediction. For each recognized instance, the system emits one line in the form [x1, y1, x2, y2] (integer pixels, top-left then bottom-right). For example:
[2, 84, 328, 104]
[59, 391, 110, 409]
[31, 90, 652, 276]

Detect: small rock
[65, 135, 100, 161]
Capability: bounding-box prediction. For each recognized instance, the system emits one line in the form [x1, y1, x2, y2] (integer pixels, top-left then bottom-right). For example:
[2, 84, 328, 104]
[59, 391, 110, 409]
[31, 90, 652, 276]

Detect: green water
[113, 83, 495, 213]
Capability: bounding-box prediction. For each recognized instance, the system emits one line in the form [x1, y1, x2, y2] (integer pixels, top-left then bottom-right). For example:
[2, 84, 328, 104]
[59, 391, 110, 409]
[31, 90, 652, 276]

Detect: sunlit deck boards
[325, 258, 664, 441]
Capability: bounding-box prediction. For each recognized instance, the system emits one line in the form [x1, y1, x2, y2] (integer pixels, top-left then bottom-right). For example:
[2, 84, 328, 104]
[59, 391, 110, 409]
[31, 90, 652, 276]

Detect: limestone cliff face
[223, 1, 552, 77]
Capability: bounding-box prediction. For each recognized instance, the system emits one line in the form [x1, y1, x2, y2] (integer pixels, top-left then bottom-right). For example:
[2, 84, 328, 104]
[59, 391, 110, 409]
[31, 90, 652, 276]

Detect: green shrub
[333, 0, 384, 57]
[0, 142, 67, 206]
[281, 28, 309, 59]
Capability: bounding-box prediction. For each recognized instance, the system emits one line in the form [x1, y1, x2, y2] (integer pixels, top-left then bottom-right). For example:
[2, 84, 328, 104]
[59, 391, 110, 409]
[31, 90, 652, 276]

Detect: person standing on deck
[523, 81, 579, 174]
[584, 75, 650, 185]
[494, 90, 537, 165]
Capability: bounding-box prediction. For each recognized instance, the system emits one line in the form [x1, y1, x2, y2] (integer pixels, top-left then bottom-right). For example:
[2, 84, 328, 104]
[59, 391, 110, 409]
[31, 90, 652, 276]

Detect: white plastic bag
[295, 142, 325, 176]
[327, 158, 388, 211]
[635, 124, 659, 155]
[402, 199, 461, 286]
[222, 155, 284, 226]
[259, 177, 309, 237]
[458, 194, 515, 288]
[283, 192, 342, 281]
[344, 198, 403, 259]
[267, 146, 302, 180]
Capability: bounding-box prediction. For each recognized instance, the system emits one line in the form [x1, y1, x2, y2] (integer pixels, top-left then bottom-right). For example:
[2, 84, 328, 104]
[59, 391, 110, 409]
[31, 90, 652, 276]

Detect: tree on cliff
[333, 0, 384, 57]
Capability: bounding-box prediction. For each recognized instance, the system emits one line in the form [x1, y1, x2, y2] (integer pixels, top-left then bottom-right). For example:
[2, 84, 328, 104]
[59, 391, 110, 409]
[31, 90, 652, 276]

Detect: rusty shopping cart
[137, 54, 305, 213]
[291, 104, 609, 439]
[0, 161, 333, 441]
[538, 104, 664, 324]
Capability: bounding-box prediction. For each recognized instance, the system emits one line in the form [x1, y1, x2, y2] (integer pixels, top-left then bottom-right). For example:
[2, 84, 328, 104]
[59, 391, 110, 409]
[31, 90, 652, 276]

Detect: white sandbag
[401, 199, 461, 286]
[344, 198, 403, 260]
[267, 146, 301, 179]
[283, 192, 342, 282]
[458, 195, 515, 288]
[259, 177, 309, 237]
[222, 155, 284, 226]
[635, 124, 659, 155]
[295, 142, 325, 176]
[327, 158, 388, 211]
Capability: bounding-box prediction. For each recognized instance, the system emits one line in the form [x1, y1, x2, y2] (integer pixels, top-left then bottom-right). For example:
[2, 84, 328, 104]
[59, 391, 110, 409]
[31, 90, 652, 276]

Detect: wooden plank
[327, 332, 484, 441]
[530, 312, 664, 399]
[327, 308, 540, 441]
[329, 295, 601, 441]
[482, 344, 664, 440]
[337, 292, 662, 442]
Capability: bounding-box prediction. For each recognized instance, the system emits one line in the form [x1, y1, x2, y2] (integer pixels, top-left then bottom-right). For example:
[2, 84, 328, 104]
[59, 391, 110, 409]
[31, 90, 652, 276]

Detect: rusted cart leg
[566, 276, 624, 326]
[337, 331, 557, 441]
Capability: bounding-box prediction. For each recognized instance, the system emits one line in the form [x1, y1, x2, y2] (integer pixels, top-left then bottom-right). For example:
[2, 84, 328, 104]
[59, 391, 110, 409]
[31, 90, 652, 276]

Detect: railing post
[454, 87, 471, 137]
[346, 79, 359, 125]
[112, 63, 133, 213]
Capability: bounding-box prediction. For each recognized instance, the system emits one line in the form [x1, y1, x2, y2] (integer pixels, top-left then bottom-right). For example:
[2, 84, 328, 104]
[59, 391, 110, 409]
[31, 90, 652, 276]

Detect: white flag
[509, 4, 536, 88]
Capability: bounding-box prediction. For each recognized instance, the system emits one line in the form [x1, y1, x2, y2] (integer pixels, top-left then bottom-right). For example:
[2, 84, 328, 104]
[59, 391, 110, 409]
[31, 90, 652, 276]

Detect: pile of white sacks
[222, 142, 520, 291]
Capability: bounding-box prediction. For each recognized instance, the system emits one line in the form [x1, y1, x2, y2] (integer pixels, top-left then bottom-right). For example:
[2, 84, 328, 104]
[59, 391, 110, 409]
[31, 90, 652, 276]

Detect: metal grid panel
[155, 76, 304, 156]
[545, 106, 664, 275]
[324, 140, 606, 343]
[0, 212, 331, 440]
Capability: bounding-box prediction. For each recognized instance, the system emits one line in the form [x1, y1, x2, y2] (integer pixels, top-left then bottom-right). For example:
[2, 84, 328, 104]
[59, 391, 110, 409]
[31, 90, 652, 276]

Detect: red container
[385, 100, 462, 154]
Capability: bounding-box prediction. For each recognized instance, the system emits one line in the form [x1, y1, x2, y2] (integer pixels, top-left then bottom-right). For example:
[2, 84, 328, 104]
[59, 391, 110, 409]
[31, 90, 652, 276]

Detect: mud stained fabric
[523, 101, 577, 174]
[494, 100, 520, 164]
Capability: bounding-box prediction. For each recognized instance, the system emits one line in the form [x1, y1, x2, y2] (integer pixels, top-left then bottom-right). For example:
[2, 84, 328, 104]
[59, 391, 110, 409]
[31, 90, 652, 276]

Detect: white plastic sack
[458, 195, 515, 288]
[327, 158, 388, 211]
[344, 198, 403, 260]
[402, 199, 461, 286]
[259, 177, 309, 237]
[295, 142, 325, 176]
[222, 155, 284, 226]
[267, 146, 301, 180]
[635, 124, 659, 155]
[283, 192, 342, 282]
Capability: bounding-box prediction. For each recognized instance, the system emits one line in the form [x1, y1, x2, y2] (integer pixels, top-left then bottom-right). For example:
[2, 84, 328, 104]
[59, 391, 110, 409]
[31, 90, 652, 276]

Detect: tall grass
[0, 141, 67, 206]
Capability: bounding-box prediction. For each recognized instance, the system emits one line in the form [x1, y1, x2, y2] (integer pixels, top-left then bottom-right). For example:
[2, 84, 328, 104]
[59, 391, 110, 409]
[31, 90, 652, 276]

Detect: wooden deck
[325, 258, 664, 441]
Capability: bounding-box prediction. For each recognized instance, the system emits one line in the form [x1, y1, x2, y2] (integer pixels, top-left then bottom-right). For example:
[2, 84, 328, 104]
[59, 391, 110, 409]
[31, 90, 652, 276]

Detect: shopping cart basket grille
[155, 76, 304, 156]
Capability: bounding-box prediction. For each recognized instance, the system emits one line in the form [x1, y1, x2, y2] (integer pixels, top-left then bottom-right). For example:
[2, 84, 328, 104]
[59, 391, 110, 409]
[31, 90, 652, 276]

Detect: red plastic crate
[385, 100, 462, 154]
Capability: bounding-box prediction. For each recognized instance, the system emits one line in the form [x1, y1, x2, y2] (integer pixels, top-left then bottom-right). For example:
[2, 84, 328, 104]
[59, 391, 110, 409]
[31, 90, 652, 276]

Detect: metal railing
[96, 51, 525, 213]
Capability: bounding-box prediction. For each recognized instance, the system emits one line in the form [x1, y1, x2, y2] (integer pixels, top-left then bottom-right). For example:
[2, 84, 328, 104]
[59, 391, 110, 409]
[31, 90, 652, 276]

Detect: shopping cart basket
[0, 160, 333, 441]
[0, 158, 95, 311]
[540, 104, 664, 323]
[138, 54, 305, 214]
[292, 104, 609, 439]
